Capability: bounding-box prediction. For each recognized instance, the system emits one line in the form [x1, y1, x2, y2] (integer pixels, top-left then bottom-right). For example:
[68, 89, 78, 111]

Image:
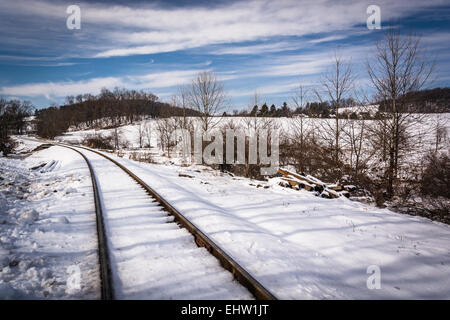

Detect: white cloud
[261, 57, 334, 77]
[0, 70, 203, 99]
[1, 0, 446, 58]
[309, 35, 348, 44]
[94, 43, 195, 58]
[0, 41, 375, 101]
[0, 77, 122, 99]
[209, 41, 305, 55]
[129, 70, 202, 89]
[218, 43, 371, 82]
[229, 82, 300, 98]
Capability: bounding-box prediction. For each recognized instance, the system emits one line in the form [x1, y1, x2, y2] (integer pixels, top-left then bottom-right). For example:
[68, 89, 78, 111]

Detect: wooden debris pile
[277, 168, 356, 199]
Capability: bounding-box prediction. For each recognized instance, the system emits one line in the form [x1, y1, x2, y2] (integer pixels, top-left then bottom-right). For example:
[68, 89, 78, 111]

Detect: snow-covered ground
[0, 141, 100, 299]
[2, 138, 252, 299]
[2, 136, 450, 299]
[92, 149, 450, 299]
[337, 104, 379, 116]
[56, 114, 450, 170]
[68, 145, 251, 299]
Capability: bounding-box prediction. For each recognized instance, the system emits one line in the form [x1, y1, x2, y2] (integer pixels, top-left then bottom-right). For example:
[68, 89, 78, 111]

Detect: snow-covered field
[56, 114, 450, 172]
[2, 133, 450, 299]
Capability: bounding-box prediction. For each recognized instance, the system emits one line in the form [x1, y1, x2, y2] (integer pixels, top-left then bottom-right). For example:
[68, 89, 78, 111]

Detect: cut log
[278, 168, 322, 188]
[178, 173, 194, 178]
[277, 168, 352, 199]
[328, 184, 344, 191]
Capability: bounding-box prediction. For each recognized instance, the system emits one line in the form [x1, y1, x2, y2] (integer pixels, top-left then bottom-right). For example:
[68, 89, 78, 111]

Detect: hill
[379, 87, 450, 113]
[35, 88, 201, 138]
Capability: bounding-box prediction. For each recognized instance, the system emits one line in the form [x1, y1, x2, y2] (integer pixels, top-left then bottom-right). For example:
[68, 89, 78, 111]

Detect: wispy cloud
[309, 35, 348, 44]
[0, 42, 376, 101]
[229, 82, 301, 98]
[129, 70, 202, 89]
[209, 41, 305, 55]
[0, 69, 203, 99]
[1, 0, 449, 108]
[0, 55, 61, 61]
[218, 43, 372, 81]
[1, 0, 446, 58]
[0, 77, 123, 99]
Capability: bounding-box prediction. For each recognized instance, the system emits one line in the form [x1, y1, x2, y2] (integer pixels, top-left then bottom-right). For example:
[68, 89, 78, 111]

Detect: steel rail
[73, 145, 278, 300]
[31, 138, 277, 300]
[48, 143, 114, 300]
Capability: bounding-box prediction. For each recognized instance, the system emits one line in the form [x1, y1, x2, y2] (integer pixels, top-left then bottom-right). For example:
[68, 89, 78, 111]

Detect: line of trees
[229, 87, 448, 120]
[230, 100, 325, 118]
[35, 88, 201, 138]
[379, 87, 450, 113]
[278, 28, 446, 221]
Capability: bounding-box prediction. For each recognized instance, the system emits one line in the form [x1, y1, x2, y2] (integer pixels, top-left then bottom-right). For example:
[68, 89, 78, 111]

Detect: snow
[3, 134, 450, 299]
[0, 142, 100, 299]
[338, 104, 379, 116]
[92, 149, 450, 299]
[70, 146, 252, 299]
[1, 139, 252, 299]
[56, 114, 450, 169]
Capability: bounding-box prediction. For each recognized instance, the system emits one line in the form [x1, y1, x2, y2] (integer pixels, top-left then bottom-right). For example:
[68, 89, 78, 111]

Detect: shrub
[129, 151, 155, 163]
[420, 153, 450, 198]
[82, 134, 114, 150]
[0, 136, 17, 156]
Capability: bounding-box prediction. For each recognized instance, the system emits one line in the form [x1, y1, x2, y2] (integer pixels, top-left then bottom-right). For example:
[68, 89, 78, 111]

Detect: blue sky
[0, 0, 449, 110]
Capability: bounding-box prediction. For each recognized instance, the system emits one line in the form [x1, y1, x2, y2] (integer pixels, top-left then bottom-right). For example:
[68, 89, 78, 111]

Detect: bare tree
[172, 85, 191, 130]
[314, 51, 355, 168]
[292, 82, 309, 113]
[144, 120, 152, 148]
[137, 122, 145, 148]
[155, 117, 173, 156]
[367, 92, 390, 162]
[243, 90, 278, 135]
[112, 127, 121, 150]
[290, 81, 312, 173]
[342, 90, 376, 181]
[432, 113, 448, 154]
[188, 71, 226, 133]
[250, 90, 260, 113]
[367, 28, 434, 197]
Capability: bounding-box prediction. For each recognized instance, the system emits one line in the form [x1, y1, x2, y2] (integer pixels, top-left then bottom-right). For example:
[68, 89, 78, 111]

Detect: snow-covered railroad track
[49, 142, 275, 300]
[52, 145, 113, 299]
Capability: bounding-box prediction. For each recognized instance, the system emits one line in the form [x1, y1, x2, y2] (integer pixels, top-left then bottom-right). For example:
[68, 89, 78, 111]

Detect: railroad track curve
[30, 139, 277, 300]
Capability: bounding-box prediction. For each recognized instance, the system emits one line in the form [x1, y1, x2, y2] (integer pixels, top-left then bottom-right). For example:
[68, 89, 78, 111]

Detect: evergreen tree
[280, 102, 290, 117]
[250, 105, 259, 116]
[270, 104, 276, 115]
[260, 103, 269, 116]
